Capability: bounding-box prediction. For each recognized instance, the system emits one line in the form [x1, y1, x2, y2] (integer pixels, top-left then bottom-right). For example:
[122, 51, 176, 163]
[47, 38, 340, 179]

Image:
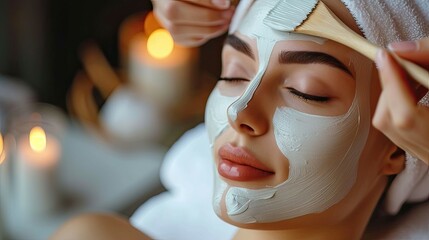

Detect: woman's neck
[234, 222, 362, 240]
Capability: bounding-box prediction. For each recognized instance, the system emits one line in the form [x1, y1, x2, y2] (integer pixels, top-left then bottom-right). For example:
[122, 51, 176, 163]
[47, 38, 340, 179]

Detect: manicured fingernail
[388, 41, 417, 52]
[212, 0, 230, 8]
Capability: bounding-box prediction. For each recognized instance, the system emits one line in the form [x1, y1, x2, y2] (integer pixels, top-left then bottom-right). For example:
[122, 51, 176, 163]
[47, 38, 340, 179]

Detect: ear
[381, 146, 406, 176]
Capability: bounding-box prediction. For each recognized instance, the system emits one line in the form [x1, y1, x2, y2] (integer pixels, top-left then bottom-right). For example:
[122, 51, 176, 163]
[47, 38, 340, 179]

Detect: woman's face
[204, 0, 396, 229]
[213, 34, 358, 186]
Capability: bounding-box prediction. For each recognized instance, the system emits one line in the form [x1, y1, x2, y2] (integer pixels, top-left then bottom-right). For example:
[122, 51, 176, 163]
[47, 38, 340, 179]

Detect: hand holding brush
[374, 38, 429, 164]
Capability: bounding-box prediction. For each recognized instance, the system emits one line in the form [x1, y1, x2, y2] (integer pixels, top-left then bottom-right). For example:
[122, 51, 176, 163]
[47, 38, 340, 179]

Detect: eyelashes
[218, 77, 330, 103]
[218, 77, 250, 82]
[286, 87, 330, 102]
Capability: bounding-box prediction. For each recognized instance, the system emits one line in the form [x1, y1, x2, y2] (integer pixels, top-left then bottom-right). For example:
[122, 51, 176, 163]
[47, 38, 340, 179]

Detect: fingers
[155, 1, 234, 26]
[182, 0, 232, 9]
[168, 24, 230, 47]
[375, 50, 418, 128]
[373, 48, 429, 164]
[153, 0, 232, 10]
[152, 0, 235, 46]
[388, 37, 429, 69]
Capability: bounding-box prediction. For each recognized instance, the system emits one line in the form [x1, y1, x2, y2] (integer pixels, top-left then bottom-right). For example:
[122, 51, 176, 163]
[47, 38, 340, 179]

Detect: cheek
[204, 87, 239, 146]
[273, 102, 360, 171]
[217, 81, 248, 97]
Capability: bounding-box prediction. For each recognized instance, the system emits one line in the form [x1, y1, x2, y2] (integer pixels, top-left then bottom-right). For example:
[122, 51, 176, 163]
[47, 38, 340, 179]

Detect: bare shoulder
[50, 212, 151, 240]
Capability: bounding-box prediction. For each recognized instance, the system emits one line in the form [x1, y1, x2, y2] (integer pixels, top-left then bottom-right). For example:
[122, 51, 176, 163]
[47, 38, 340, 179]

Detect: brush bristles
[264, 0, 319, 31]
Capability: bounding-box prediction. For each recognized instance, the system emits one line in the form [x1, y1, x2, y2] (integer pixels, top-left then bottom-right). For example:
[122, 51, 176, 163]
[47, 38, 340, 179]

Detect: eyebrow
[225, 34, 352, 76]
[225, 34, 255, 60]
[279, 51, 353, 76]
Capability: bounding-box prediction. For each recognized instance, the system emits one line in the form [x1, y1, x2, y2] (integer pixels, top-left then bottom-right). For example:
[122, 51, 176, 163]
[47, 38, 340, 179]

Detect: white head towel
[340, 0, 429, 47]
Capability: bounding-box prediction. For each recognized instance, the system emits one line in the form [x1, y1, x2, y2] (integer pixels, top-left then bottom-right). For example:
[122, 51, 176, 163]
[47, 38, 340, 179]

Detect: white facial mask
[205, 88, 239, 147]
[225, 98, 363, 223]
[227, 0, 325, 122]
[205, 0, 372, 223]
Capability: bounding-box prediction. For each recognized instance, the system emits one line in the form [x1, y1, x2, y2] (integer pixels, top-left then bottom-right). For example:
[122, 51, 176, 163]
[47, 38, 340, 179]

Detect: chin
[215, 209, 325, 231]
[211, 193, 354, 231]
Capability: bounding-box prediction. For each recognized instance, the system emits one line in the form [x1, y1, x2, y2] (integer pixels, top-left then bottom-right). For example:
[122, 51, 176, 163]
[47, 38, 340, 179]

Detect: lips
[218, 144, 274, 181]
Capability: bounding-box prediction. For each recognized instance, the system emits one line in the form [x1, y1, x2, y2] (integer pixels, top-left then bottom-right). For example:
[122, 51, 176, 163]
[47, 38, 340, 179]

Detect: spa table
[2, 120, 167, 240]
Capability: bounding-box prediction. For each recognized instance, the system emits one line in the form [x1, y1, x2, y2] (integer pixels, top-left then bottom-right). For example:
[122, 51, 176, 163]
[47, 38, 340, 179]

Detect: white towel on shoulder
[130, 124, 237, 240]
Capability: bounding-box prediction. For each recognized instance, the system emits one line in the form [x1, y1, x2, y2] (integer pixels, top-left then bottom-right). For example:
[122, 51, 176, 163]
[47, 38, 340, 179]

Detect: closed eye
[287, 87, 330, 102]
[218, 77, 250, 82]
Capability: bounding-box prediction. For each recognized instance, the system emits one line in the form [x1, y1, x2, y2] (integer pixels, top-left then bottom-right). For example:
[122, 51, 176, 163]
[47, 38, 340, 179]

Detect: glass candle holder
[0, 115, 8, 239]
[6, 103, 67, 220]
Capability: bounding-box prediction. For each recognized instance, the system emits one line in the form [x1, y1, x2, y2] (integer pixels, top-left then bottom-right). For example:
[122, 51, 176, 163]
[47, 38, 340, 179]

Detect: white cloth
[130, 124, 237, 240]
[384, 94, 429, 214]
[340, 0, 429, 47]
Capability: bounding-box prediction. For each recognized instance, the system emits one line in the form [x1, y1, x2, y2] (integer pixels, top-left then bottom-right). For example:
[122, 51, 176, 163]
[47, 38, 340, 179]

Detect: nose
[227, 94, 270, 137]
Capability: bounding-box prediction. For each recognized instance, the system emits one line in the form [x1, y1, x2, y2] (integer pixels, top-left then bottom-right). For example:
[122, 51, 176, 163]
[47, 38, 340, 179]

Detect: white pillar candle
[0, 134, 14, 240]
[128, 14, 198, 111]
[0, 133, 7, 192]
[14, 126, 60, 219]
[0, 133, 7, 237]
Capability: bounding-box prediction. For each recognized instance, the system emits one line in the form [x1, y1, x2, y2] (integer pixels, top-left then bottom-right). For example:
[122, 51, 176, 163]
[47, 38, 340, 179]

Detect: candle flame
[29, 126, 47, 152]
[0, 133, 3, 153]
[147, 29, 174, 59]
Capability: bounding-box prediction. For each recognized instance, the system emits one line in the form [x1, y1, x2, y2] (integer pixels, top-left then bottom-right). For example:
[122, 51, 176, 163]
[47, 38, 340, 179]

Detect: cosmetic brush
[264, 0, 429, 89]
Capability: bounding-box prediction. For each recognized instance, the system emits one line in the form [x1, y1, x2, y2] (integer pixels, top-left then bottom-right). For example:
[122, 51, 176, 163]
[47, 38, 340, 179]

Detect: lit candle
[15, 125, 60, 219]
[0, 133, 9, 197]
[128, 12, 198, 111]
[0, 132, 10, 238]
[0, 132, 8, 206]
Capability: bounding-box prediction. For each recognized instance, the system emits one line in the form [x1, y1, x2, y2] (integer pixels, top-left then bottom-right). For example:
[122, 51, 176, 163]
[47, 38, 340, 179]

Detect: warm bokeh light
[144, 11, 162, 36]
[0, 133, 4, 164]
[29, 126, 47, 152]
[147, 29, 174, 59]
[0, 133, 3, 153]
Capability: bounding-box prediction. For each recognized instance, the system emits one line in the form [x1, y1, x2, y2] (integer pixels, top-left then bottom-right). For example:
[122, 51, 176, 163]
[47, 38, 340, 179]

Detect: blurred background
[0, 0, 223, 109]
[0, 0, 225, 239]
[1, 0, 148, 108]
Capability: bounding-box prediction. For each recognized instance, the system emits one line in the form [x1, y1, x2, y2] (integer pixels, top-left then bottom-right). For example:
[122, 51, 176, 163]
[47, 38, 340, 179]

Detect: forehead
[230, 32, 357, 76]
[233, 0, 361, 72]
[236, 0, 323, 42]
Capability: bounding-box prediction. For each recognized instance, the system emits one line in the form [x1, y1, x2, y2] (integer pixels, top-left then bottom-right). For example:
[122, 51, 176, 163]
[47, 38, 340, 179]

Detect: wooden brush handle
[301, 2, 429, 89]
[391, 54, 429, 89]
[342, 35, 429, 89]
